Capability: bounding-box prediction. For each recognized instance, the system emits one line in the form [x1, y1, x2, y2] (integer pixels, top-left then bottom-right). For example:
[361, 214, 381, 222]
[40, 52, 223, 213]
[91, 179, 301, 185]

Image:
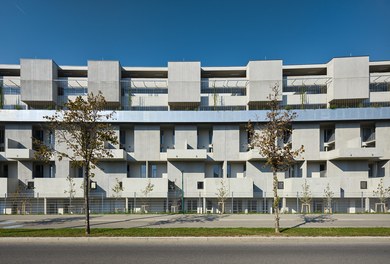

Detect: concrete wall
[327, 57, 369, 101]
[175, 125, 197, 150]
[292, 123, 320, 160]
[168, 62, 201, 105]
[212, 125, 239, 160]
[88, 61, 121, 104]
[134, 125, 160, 161]
[247, 60, 282, 103]
[20, 59, 58, 106]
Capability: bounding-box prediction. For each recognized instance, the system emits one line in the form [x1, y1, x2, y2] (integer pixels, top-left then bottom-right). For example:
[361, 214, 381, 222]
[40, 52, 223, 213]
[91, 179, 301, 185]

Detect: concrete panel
[376, 122, 390, 159]
[247, 60, 282, 103]
[20, 59, 58, 106]
[292, 123, 320, 160]
[168, 62, 200, 105]
[175, 125, 197, 149]
[335, 123, 360, 149]
[327, 57, 369, 101]
[134, 125, 160, 161]
[88, 61, 121, 104]
[212, 125, 240, 161]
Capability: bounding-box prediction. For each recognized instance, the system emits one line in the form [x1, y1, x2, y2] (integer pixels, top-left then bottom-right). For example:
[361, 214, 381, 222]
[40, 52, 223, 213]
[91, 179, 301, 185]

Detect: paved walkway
[1, 213, 390, 229]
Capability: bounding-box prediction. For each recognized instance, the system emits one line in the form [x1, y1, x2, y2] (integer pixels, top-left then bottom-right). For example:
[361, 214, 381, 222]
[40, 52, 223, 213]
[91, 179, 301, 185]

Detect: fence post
[100, 193, 103, 214]
[296, 192, 299, 214]
[361, 192, 364, 213]
[36, 192, 39, 214]
[231, 191, 234, 214]
[44, 197, 47, 215]
[134, 192, 136, 213]
[5, 193, 7, 214]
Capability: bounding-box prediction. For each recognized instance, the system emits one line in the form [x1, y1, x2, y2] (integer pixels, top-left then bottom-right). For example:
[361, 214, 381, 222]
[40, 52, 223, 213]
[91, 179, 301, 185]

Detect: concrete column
[282, 197, 287, 213]
[44, 198, 47, 215]
[203, 196, 206, 214]
[223, 160, 227, 178]
[125, 197, 128, 213]
[365, 197, 370, 212]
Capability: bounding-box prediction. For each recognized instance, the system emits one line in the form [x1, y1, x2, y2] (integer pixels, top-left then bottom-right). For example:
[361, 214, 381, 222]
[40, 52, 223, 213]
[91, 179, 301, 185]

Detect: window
[208, 129, 213, 144]
[127, 164, 130, 178]
[77, 166, 83, 178]
[151, 165, 157, 178]
[213, 164, 222, 178]
[324, 128, 335, 142]
[120, 130, 126, 149]
[278, 181, 284, 190]
[160, 130, 164, 145]
[140, 164, 146, 178]
[197, 181, 204, 190]
[0, 164, 8, 178]
[360, 181, 367, 189]
[227, 164, 232, 178]
[0, 128, 5, 152]
[34, 164, 44, 178]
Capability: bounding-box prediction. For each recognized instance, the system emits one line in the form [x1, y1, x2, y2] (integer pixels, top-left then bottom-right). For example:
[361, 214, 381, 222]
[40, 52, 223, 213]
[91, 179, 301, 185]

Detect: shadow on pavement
[281, 214, 335, 232]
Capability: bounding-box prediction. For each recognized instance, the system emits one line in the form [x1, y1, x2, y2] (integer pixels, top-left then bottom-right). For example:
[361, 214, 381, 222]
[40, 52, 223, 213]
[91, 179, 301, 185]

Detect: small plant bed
[1, 227, 390, 237]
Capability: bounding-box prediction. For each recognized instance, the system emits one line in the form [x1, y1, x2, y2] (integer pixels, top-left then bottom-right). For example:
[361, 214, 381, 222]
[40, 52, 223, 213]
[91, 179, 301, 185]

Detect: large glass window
[141, 164, 146, 178]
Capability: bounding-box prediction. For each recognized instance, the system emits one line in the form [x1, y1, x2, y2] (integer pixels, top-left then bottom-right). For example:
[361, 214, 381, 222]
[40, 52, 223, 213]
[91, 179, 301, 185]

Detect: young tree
[216, 179, 229, 214]
[323, 183, 334, 214]
[141, 179, 154, 213]
[64, 175, 76, 214]
[300, 179, 312, 213]
[247, 85, 304, 233]
[373, 179, 390, 212]
[35, 92, 118, 235]
[111, 177, 124, 212]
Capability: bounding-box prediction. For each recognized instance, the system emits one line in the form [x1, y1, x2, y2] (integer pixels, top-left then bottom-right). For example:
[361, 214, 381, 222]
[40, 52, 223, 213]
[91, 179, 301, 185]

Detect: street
[1, 213, 390, 229]
[0, 237, 389, 264]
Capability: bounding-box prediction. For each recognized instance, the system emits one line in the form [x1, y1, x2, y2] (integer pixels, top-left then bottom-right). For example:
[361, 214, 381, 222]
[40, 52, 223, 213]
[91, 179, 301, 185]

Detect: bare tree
[373, 179, 390, 212]
[300, 179, 312, 213]
[35, 92, 118, 235]
[247, 85, 304, 233]
[216, 179, 229, 214]
[64, 175, 76, 214]
[141, 179, 154, 213]
[323, 183, 334, 214]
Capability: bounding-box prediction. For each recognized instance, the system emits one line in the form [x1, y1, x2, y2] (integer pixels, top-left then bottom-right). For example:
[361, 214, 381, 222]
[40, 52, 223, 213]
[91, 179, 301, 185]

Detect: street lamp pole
[181, 170, 184, 213]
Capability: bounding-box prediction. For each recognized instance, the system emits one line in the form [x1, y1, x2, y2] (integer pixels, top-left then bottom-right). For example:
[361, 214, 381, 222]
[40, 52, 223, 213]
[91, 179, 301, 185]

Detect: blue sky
[0, 0, 389, 66]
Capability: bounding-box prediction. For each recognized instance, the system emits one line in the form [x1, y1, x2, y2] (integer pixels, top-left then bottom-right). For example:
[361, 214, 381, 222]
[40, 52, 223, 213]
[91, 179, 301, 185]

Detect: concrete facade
[1, 56, 390, 214]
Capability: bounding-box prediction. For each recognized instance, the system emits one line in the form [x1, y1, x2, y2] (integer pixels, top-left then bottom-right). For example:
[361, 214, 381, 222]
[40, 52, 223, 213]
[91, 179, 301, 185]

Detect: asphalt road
[1, 237, 389, 264]
[1, 213, 390, 229]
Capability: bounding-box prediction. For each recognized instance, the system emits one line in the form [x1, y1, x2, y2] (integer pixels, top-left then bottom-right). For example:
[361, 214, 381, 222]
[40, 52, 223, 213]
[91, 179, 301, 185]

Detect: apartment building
[0, 56, 390, 214]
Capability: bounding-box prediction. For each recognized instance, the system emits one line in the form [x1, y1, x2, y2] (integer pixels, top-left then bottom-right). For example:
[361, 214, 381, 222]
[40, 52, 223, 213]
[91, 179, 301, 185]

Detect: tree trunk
[84, 165, 90, 236]
[273, 170, 280, 234]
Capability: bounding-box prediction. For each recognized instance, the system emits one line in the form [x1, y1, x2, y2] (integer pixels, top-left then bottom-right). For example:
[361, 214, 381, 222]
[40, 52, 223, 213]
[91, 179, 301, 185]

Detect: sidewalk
[1, 213, 390, 229]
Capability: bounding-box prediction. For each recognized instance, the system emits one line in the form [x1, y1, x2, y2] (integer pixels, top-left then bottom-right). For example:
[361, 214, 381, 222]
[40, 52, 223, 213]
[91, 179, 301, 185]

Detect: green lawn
[1, 227, 390, 237]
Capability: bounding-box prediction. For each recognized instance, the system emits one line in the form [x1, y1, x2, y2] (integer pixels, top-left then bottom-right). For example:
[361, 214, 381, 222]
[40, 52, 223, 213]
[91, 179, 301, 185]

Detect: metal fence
[1, 192, 388, 215]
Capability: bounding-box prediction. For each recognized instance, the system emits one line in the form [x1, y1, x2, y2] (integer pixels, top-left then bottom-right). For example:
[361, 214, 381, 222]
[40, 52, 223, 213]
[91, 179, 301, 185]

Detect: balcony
[247, 149, 265, 160]
[283, 178, 340, 198]
[121, 177, 168, 198]
[167, 149, 207, 161]
[0, 178, 7, 195]
[33, 178, 84, 198]
[5, 148, 34, 160]
[326, 148, 383, 160]
[203, 178, 253, 198]
[99, 149, 127, 161]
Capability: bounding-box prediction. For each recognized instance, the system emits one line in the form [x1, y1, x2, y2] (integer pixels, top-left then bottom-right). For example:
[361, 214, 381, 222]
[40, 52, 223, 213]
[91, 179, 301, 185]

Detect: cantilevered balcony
[33, 178, 84, 198]
[5, 139, 34, 160]
[203, 178, 253, 198]
[167, 149, 207, 161]
[121, 177, 168, 198]
[325, 147, 383, 160]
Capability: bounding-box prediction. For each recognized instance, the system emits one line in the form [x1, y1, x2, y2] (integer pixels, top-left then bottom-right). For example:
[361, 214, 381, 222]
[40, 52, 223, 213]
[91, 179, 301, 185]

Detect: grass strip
[1, 227, 390, 237]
